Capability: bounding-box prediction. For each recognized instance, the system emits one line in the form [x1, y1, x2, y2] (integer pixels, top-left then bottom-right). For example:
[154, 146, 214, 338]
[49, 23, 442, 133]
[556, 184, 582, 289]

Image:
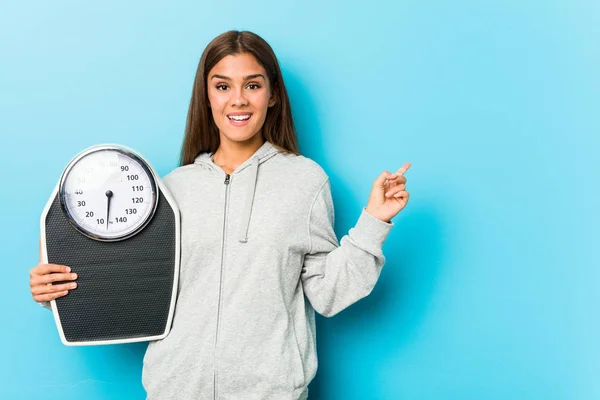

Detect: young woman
[29, 30, 411, 399]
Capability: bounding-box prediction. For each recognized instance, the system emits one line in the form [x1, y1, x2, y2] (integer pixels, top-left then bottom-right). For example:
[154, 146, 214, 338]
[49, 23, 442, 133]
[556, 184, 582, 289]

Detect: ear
[268, 83, 278, 107]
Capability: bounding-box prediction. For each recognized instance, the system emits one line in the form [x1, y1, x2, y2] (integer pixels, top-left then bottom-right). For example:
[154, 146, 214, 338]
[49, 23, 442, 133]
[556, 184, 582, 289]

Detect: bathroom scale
[40, 144, 180, 346]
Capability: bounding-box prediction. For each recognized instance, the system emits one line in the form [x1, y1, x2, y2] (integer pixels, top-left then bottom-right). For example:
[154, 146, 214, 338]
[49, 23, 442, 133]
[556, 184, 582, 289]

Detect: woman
[29, 30, 411, 399]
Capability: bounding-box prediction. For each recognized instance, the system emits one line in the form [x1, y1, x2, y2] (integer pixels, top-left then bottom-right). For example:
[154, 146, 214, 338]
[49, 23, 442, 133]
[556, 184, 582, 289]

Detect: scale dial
[58, 145, 159, 241]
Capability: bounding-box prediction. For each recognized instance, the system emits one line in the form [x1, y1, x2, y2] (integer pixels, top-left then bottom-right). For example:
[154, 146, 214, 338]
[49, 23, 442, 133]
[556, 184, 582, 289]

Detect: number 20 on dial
[59, 145, 159, 241]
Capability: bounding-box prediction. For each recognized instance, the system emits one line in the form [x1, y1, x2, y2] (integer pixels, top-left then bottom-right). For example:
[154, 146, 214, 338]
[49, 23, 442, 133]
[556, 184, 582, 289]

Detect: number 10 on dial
[59, 145, 159, 241]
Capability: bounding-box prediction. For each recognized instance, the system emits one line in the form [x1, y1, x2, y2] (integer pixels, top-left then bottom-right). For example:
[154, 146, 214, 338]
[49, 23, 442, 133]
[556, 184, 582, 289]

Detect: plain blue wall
[1, 0, 598, 399]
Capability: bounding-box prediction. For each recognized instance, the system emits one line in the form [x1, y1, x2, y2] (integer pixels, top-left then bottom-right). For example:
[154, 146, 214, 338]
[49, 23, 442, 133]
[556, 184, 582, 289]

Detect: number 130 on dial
[58, 145, 159, 241]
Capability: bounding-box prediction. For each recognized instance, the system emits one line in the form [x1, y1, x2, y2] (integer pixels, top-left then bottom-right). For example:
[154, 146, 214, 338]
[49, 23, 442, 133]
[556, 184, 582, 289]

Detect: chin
[222, 130, 261, 143]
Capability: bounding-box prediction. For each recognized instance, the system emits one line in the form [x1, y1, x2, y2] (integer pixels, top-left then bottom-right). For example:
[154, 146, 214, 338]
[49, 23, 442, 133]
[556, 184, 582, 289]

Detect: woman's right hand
[30, 240, 78, 303]
[29, 264, 78, 303]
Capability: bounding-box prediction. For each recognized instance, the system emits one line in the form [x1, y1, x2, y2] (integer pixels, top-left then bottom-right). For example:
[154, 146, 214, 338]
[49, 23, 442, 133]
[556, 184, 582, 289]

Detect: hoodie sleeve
[301, 178, 394, 317]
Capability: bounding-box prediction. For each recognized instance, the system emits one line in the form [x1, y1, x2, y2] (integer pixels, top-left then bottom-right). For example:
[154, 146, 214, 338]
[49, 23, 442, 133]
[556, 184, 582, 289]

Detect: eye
[246, 83, 261, 90]
[216, 84, 228, 91]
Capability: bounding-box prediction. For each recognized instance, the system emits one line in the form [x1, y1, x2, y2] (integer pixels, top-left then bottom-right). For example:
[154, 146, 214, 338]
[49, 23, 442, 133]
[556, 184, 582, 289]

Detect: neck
[212, 134, 265, 173]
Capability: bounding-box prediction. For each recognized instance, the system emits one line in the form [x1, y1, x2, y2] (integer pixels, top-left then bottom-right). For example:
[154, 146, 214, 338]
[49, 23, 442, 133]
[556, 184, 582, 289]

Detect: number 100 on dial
[58, 145, 159, 241]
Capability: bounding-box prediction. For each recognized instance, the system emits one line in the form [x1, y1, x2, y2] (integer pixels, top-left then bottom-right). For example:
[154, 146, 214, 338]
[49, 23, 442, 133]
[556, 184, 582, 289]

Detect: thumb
[373, 171, 397, 189]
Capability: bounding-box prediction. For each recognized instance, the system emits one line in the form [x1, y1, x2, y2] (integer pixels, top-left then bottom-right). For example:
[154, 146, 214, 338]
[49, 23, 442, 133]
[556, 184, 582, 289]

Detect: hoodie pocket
[289, 312, 306, 389]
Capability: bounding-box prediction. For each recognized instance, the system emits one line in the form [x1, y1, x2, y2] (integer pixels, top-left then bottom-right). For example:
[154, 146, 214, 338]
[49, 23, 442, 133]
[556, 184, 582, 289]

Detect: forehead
[209, 53, 267, 79]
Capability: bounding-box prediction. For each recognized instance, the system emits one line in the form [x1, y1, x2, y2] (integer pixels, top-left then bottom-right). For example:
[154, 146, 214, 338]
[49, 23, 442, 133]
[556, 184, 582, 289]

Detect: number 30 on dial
[58, 145, 159, 241]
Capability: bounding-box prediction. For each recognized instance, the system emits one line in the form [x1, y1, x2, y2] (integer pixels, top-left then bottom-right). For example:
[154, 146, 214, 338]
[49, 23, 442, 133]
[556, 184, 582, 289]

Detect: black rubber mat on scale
[44, 192, 177, 343]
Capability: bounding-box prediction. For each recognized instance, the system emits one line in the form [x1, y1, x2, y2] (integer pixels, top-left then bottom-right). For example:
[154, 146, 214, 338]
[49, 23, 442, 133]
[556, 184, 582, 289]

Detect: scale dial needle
[105, 190, 113, 230]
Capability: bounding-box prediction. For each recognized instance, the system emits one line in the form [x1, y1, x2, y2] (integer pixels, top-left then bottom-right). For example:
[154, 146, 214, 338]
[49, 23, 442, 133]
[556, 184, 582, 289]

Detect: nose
[231, 88, 248, 107]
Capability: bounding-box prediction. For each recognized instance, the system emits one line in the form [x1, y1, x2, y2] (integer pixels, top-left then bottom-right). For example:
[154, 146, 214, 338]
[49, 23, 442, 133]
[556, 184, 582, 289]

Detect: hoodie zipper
[214, 173, 230, 399]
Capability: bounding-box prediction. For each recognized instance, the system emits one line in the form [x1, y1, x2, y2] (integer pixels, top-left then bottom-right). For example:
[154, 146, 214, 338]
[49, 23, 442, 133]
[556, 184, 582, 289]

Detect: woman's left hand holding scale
[365, 162, 412, 223]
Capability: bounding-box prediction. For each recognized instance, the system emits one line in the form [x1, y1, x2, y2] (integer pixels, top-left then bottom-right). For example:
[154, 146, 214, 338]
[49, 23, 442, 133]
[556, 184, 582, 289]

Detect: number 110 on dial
[59, 145, 159, 241]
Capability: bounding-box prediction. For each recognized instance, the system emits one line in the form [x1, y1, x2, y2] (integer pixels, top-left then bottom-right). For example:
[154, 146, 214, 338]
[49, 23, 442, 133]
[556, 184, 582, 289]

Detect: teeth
[229, 114, 251, 121]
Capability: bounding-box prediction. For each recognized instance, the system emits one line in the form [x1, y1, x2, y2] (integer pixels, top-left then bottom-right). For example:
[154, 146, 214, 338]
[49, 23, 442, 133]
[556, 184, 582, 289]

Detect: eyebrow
[210, 74, 266, 81]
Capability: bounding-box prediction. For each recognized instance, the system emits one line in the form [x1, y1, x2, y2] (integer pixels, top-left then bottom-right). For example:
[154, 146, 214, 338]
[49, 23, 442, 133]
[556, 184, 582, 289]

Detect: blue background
[1, 0, 598, 399]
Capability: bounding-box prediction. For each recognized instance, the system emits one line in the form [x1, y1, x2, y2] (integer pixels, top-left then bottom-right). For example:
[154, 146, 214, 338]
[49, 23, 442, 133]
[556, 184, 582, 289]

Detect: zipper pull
[224, 174, 230, 185]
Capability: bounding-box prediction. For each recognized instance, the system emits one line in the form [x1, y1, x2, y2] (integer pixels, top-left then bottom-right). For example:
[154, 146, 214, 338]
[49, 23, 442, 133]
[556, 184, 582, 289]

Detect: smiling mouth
[227, 114, 252, 121]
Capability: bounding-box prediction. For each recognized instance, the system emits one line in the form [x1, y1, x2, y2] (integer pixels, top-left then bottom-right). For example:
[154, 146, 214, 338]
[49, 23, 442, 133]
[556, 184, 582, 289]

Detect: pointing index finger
[396, 162, 412, 176]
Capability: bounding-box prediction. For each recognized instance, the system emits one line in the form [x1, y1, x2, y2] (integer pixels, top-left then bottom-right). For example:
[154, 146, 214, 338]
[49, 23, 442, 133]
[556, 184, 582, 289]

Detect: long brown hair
[180, 30, 299, 166]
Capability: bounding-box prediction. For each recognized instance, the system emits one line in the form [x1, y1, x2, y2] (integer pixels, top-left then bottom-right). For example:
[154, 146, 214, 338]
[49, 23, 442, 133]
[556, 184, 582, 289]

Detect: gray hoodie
[141, 140, 393, 399]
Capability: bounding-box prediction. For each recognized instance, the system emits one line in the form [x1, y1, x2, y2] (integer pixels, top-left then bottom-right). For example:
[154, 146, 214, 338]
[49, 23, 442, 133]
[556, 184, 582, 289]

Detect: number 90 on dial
[58, 145, 159, 241]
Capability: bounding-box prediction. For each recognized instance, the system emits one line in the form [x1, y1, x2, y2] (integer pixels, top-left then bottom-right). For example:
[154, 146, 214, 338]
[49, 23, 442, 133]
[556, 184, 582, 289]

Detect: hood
[193, 140, 281, 243]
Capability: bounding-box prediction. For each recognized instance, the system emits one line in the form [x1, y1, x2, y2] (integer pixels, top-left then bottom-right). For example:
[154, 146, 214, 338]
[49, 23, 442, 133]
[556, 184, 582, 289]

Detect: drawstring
[238, 156, 259, 243]
[200, 141, 278, 243]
